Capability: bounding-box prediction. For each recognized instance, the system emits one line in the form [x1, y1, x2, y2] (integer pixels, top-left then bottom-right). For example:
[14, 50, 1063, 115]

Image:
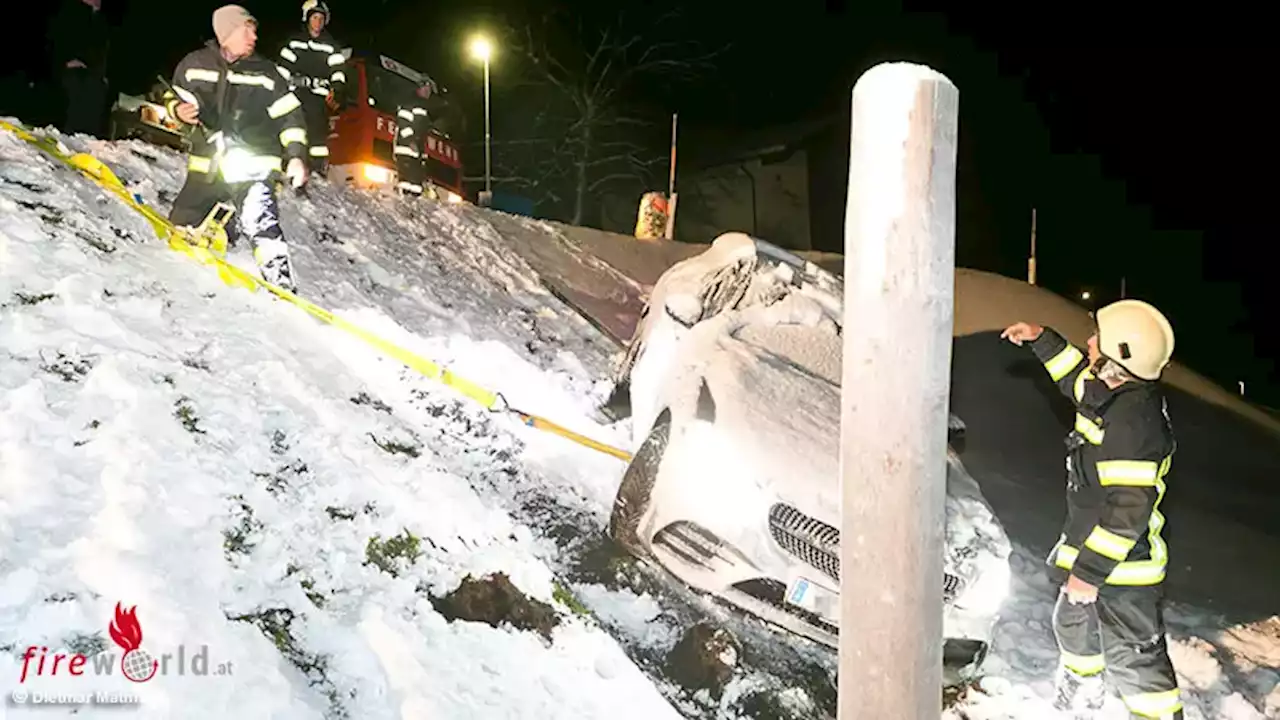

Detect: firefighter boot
[1053, 664, 1105, 718]
[254, 238, 298, 293]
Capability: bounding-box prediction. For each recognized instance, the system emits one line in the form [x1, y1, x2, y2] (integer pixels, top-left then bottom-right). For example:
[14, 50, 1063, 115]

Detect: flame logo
[108, 603, 158, 682]
[108, 603, 144, 651]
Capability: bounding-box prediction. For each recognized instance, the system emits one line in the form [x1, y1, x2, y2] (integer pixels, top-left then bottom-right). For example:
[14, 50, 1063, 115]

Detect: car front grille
[768, 502, 965, 602]
[768, 503, 840, 581]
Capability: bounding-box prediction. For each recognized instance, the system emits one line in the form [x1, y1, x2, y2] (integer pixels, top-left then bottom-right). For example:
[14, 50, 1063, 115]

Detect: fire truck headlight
[445, 191, 462, 204]
[362, 164, 393, 184]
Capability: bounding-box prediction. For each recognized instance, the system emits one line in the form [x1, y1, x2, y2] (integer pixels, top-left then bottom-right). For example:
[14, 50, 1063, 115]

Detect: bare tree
[485, 10, 720, 226]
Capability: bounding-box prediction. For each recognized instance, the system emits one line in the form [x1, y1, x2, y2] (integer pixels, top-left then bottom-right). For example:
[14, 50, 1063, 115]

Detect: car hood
[673, 303, 1008, 567]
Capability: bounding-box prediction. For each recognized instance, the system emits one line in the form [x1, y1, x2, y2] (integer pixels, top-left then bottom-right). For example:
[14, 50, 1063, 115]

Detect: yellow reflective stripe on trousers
[1097, 459, 1160, 486]
[280, 127, 307, 147]
[1123, 688, 1182, 717]
[1060, 651, 1105, 676]
[1084, 525, 1137, 561]
[188, 156, 212, 173]
[268, 93, 302, 119]
[1045, 345, 1084, 381]
[219, 152, 281, 183]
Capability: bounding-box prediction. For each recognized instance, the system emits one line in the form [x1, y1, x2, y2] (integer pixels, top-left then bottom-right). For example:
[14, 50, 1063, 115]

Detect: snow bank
[952, 268, 1280, 438]
[0, 125, 674, 719]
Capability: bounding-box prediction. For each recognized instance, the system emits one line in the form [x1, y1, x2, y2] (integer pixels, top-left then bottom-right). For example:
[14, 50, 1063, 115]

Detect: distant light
[469, 36, 492, 63]
[1081, 291, 1092, 301]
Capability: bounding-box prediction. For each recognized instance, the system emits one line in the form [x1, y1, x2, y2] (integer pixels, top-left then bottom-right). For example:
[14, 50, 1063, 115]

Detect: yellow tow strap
[1, 120, 633, 463]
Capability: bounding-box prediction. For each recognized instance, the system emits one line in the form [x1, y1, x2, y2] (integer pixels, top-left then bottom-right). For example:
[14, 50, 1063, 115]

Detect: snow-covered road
[0, 123, 1275, 719]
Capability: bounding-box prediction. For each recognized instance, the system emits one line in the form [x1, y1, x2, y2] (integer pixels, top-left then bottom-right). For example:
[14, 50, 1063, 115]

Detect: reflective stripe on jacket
[392, 103, 430, 158]
[1031, 328, 1176, 587]
[162, 40, 308, 180]
[277, 29, 347, 99]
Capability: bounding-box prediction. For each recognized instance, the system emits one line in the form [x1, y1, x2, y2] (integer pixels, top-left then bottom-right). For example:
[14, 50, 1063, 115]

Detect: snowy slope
[0, 124, 1276, 720]
[0, 127, 668, 719]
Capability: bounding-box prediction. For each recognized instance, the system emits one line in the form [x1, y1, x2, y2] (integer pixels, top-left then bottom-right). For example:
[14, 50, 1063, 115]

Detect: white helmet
[1095, 299, 1175, 381]
[301, 0, 329, 23]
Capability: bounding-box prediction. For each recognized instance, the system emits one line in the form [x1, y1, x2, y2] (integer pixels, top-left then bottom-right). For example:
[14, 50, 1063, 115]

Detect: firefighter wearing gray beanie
[158, 3, 309, 293]
[213, 5, 257, 48]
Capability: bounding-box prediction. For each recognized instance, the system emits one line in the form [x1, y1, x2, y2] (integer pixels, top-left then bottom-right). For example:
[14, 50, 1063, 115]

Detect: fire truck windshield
[366, 65, 423, 113]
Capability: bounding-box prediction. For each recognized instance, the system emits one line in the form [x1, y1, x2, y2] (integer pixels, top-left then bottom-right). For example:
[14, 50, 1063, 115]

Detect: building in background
[667, 116, 846, 252]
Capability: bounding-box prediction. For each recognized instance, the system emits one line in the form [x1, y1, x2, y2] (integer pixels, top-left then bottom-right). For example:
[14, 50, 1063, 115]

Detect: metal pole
[668, 112, 678, 197]
[483, 58, 492, 194]
[1121, 275, 1127, 299]
[664, 112, 679, 240]
[1028, 207, 1038, 285]
[840, 62, 958, 720]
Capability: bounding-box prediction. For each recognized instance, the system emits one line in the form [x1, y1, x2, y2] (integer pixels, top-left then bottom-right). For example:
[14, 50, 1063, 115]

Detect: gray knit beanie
[213, 5, 256, 45]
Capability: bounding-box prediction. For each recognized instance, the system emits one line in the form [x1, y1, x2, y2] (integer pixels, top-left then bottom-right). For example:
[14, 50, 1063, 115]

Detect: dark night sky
[5, 1, 1276, 405]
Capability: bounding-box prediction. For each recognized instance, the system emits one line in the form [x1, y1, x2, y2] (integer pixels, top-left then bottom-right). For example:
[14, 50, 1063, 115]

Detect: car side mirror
[664, 294, 702, 328]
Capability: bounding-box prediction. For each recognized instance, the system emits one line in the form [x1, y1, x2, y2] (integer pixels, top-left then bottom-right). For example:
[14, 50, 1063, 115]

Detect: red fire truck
[326, 51, 465, 201]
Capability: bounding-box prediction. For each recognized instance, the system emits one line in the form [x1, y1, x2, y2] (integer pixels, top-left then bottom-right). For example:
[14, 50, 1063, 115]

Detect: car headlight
[670, 418, 767, 528]
[951, 557, 1011, 617]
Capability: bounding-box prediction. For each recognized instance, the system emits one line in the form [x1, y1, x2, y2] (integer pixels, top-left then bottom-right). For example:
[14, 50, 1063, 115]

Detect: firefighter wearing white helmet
[277, 0, 348, 172]
[1002, 300, 1183, 720]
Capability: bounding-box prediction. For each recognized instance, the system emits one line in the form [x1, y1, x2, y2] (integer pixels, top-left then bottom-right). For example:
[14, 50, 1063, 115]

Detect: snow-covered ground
[0, 123, 1275, 719]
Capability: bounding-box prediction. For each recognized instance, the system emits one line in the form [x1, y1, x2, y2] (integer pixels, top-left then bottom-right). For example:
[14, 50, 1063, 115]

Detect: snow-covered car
[605, 232, 1012, 683]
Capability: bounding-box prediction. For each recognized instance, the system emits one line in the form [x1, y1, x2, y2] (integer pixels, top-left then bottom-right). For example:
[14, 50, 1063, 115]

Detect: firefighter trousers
[298, 91, 331, 173]
[168, 170, 297, 291]
[1053, 584, 1183, 719]
[394, 147, 425, 196]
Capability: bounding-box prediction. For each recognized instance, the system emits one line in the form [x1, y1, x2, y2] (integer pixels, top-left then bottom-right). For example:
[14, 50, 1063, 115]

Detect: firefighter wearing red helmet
[276, 0, 348, 172]
[1003, 300, 1183, 720]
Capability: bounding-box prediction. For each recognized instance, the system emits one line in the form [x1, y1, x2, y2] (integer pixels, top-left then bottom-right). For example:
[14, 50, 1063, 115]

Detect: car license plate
[785, 576, 834, 617]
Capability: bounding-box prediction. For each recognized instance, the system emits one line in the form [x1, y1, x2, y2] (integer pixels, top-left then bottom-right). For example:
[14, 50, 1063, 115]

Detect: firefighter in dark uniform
[163, 5, 309, 292]
[392, 82, 433, 196]
[276, 0, 347, 172]
[1002, 299, 1183, 720]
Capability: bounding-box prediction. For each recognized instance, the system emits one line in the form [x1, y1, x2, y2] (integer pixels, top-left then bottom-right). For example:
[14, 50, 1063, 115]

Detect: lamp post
[469, 35, 493, 206]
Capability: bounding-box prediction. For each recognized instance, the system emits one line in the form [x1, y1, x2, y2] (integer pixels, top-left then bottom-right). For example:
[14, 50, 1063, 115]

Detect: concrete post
[839, 61, 959, 720]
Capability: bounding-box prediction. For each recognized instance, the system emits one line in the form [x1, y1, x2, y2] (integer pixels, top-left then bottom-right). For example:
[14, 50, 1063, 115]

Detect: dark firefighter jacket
[163, 41, 308, 182]
[1031, 328, 1176, 588]
[392, 102, 431, 158]
[51, 0, 110, 75]
[277, 29, 348, 102]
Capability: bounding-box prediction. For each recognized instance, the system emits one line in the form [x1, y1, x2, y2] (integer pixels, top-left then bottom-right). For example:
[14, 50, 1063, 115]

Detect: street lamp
[469, 35, 493, 206]
[1081, 290, 1092, 301]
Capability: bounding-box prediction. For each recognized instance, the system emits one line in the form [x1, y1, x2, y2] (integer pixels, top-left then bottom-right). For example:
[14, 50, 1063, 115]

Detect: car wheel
[608, 411, 671, 561]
